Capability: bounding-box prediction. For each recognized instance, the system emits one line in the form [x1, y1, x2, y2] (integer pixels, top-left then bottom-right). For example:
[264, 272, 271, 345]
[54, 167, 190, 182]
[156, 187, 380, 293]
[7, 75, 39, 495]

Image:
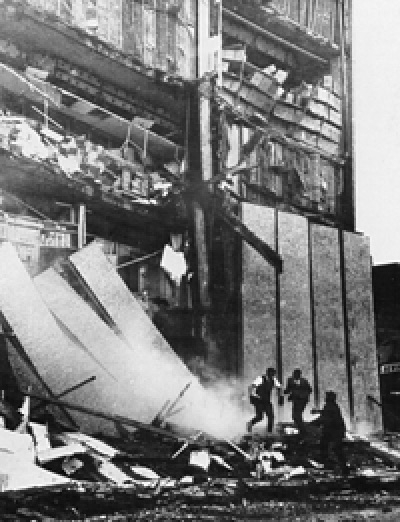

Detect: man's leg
[320, 432, 330, 464]
[248, 398, 263, 431]
[332, 437, 348, 475]
[265, 402, 274, 433]
[293, 400, 307, 434]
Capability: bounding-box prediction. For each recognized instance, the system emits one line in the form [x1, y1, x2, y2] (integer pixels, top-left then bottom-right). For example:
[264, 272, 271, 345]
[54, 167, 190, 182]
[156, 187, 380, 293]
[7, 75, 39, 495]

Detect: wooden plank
[241, 203, 277, 382]
[310, 224, 349, 418]
[166, 2, 176, 73]
[343, 232, 382, 431]
[96, 0, 110, 44]
[320, 158, 336, 214]
[155, 0, 167, 71]
[122, 0, 135, 55]
[176, 2, 187, 78]
[109, 0, 123, 49]
[278, 211, 313, 420]
[193, 201, 211, 307]
[132, 0, 145, 62]
[144, 0, 156, 68]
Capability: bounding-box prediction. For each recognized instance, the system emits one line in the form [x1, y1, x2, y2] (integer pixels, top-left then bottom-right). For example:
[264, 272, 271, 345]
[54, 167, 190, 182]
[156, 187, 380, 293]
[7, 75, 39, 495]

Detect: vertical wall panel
[132, 0, 145, 62]
[122, 0, 136, 55]
[278, 211, 313, 409]
[166, 3, 176, 73]
[155, 0, 168, 71]
[143, 0, 156, 68]
[241, 203, 277, 382]
[311, 224, 349, 419]
[109, 0, 122, 49]
[343, 232, 382, 431]
[96, 0, 110, 44]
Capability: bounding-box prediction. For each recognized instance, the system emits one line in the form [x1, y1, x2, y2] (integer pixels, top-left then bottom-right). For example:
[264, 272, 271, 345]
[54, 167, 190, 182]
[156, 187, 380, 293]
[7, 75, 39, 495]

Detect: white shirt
[251, 375, 282, 397]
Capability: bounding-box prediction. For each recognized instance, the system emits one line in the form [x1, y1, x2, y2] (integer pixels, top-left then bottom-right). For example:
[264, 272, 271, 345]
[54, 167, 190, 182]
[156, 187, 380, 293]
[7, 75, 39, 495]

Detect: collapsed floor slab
[69, 242, 249, 437]
[0, 242, 125, 433]
[35, 267, 184, 423]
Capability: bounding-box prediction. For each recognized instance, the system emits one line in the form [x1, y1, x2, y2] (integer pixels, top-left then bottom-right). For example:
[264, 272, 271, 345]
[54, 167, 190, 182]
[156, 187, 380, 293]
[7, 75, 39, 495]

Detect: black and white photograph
[0, 1, 399, 520]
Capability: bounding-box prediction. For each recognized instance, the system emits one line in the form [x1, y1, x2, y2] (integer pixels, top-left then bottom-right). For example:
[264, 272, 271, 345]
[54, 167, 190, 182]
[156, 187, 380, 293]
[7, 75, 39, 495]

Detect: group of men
[247, 367, 348, 475]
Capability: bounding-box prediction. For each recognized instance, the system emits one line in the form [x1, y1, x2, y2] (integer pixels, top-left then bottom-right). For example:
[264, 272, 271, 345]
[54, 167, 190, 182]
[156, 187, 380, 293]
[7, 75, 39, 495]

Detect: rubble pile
[0, 111, 175, 205]
[1, 393, 400, 520]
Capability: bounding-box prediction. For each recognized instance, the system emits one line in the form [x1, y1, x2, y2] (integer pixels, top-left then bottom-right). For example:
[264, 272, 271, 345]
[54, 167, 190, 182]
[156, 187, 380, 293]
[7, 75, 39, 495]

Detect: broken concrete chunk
[128, 466, 160, 481]
[189, 450, 211, 472]
[37, 442, 87, 464]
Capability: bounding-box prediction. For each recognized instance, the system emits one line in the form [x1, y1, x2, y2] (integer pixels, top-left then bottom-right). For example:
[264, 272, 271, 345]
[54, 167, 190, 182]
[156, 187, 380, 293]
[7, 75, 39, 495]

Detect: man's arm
[249, 376, 262, 398]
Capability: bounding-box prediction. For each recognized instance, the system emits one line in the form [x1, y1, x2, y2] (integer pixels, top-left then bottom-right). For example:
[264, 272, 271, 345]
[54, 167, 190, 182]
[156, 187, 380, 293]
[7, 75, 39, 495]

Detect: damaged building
[0, 0, 381, 447]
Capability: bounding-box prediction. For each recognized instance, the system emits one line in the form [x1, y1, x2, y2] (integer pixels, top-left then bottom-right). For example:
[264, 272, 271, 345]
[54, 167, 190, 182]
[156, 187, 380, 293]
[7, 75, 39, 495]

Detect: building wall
[240, 202, 381, 432]
[26, 0, 197, 79]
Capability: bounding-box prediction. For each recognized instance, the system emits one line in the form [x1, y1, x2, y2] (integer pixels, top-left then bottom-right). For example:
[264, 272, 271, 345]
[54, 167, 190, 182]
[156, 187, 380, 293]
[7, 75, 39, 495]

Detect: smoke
[169, 362, 252, 440]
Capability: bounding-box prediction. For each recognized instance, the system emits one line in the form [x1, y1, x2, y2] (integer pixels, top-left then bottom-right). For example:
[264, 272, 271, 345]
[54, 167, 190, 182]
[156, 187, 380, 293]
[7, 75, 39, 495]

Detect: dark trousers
[250, 397, 274, 432]
[292, 399, 308, 433]
[320, 432, 347, 473]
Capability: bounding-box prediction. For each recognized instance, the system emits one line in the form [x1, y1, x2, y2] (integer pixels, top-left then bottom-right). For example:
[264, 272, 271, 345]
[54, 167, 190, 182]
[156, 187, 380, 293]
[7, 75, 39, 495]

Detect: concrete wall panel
[343, 232, 382, 431]
[241, 203, 277, 382]
[278, 211, 313, 418]
[310, 224, 349, 419]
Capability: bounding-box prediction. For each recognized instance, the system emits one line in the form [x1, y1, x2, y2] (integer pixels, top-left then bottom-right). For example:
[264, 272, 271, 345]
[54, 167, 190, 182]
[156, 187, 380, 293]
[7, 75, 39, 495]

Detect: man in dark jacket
[312, 391, 348, 475]
[284, 368, 312, 434]
[247, 367, 283, 433]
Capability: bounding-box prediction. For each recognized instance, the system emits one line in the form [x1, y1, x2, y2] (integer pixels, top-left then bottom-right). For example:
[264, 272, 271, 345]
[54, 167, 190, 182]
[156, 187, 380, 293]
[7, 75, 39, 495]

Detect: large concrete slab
[241, 203, 277, 382]
[0, 242, 123, 433]
[278, 211, 313, 420]
[69, 242, 195, 393]
[343, 232, 382, 431]
[35, 268, 164, 423]
[310, 224, 349, 419]
[68, 242, 248, 437]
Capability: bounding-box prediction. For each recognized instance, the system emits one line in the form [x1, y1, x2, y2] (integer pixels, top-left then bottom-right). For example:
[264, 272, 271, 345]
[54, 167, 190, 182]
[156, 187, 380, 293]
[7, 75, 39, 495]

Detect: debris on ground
[1, 391, 400, 519]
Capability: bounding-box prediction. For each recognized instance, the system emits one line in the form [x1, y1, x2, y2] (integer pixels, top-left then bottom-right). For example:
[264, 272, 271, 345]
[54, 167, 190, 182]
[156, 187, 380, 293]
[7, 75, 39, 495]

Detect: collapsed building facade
[0, 0, 381, 433]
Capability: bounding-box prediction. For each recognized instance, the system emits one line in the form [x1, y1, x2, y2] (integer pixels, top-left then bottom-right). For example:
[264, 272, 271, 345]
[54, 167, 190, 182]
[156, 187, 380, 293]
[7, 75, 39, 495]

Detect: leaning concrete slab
[69, 242, 196, 396]
[0, 242, 122, 434]
[69, 242, 248, 438]
[35, 268, 166, 422]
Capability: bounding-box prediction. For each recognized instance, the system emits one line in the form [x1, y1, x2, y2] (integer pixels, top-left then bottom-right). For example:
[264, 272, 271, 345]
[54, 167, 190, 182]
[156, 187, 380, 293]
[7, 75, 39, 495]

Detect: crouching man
[311, 391, 349, 475]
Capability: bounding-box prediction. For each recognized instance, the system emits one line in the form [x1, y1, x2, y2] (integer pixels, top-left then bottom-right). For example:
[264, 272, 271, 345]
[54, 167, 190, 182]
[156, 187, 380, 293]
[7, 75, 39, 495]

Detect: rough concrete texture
[70, 242, 195, 395]
[241, 203, 277, 382]
[240, 206, 381, 431]
[343, 232, 382, 432]
[310, 224, 350, 420]
[0, 242, 116, 433]
[5, 336, 75, 427]
[278, 211, 314, 421]
[35, 268, 166, 423]
[69, 242, 248, 438]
